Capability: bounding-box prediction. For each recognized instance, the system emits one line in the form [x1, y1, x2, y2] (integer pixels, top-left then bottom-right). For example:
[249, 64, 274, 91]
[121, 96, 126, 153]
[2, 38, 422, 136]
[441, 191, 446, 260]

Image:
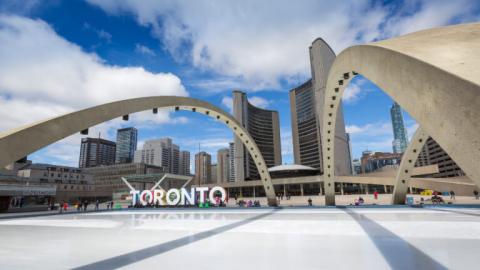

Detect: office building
[194, 151, 211, 185]
[211, 164, 217, 184]
[228, 142, 236, 182]
[233, 91, 282, 181]
[390, 102, 409, 153]
[290, 38, 352, 175]
[79, 138, 116, 168]
[133, 138, 180, 174]
[416, 137, 465, 177]
[179, 150, 191, 176]
[115, 127, 137, 164]
[217, 148, 230, 183]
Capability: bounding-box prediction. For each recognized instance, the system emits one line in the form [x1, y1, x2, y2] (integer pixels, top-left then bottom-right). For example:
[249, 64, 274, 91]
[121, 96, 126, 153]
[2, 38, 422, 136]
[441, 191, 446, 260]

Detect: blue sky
[0, 0, 479, 169]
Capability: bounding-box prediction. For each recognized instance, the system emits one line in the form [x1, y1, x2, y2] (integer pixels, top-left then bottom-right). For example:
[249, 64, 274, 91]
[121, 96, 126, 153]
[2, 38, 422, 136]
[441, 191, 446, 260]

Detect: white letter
[181, 187, 195, 205]
[166, 189, 181, 205]
[196, 187, 209, 204]
[130, 190, 140, 206]
[153, 189, 165, 205]
[209, 186, 227, 203]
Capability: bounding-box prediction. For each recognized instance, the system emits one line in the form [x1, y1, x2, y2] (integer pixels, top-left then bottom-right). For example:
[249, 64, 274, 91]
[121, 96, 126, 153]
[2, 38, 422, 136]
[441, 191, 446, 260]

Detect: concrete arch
[321, 23, 480, 205]
[0, 96, 278, 206]
[391, 127, 429, 204]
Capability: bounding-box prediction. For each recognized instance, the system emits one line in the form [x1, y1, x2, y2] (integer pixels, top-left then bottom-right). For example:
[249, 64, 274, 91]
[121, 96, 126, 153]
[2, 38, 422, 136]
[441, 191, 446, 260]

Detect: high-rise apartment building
[79, 138, 116, 168]
[390, 102, 409, 153]
[133, 138, 180, 173]
[194, 151, 211, 185]
[216, 148, 230, 183]
[290, 38, 352, 175]
[416, 137, 465, 178]
[211, 164, 217, 184]
[115, 127, 137, 164]
[179, 150, 191, 176]
[228, 142, 236, 182]
[232, 91, 282, 181]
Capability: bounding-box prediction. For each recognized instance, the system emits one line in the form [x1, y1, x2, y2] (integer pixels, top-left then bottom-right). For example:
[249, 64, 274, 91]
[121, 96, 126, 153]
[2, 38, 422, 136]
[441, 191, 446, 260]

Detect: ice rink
[1, 207, 480, 269]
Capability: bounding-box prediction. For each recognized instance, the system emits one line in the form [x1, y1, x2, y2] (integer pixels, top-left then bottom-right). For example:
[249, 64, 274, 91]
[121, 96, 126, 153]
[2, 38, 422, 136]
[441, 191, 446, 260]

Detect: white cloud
[87, 0, 479, 91]
[221, 96, 233, 113]
[0, 15, 188, 166]
[346, 122, 393, 137]
[135, 43, 156, 56]
[343, 78, 369, 104]
[248, 96, 270, 109]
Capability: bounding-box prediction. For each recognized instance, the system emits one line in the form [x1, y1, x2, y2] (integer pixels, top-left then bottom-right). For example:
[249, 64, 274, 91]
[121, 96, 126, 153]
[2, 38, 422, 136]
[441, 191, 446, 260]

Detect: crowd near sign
[130, 186, 227, 206]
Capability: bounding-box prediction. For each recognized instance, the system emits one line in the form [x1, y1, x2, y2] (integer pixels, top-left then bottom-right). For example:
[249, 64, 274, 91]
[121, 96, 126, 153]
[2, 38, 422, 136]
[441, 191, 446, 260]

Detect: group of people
[237, 199, 261, 207]
[57, 200, 114, 213]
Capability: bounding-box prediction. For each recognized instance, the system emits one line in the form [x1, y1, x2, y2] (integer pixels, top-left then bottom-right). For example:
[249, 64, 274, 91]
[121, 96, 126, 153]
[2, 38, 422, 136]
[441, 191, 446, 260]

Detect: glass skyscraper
[115, 127, 137, 164]
[390, 102, 409, 153]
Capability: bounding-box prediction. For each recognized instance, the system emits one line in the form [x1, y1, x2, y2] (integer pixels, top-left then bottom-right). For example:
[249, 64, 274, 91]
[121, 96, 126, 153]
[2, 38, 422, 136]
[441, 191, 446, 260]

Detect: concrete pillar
[300, 184, 304, 196]
[384, 185, 387, 193]
[340, 183, 344, 195]
[319, 183, 323, 195]
[240, 187, 243, 197]
[409, 187, 413, 194]
[283, 184, 287, 196]
[253, 187, 256, 198]
[365, 184, 369, 195]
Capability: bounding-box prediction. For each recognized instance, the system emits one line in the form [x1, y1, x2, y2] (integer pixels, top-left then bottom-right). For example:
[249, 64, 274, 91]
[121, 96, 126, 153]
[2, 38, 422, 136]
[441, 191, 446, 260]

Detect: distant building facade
[179, 150, 191, 176]
[134, 138, 180, 174]
[194, 152, 211, 185]
[83, 163, 166, 197]
[390, 102, 409, 153]
[228, 142, 236, 182]
[79, 138, 116, 168]
[290, 38, 352, 175]
[115, 127, 137, 164]
[360, 151, 402, 174]
[216, 148, 230, 183]
[211, 164, 217, 184]
[233, 91, 282, 181]
[17, 163, 94, 202]
[416, 137, 465, 178]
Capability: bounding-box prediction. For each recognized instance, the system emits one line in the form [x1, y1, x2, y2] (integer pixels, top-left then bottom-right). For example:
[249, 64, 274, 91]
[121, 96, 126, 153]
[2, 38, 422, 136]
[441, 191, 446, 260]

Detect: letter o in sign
[166, 188, 181, 205]
[209, 186, 226, 203]
[140, 190, 153, 205]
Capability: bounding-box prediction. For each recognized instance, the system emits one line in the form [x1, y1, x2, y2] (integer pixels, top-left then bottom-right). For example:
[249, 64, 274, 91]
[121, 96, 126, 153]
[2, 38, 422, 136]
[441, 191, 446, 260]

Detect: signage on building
[130, 186, 226, 206]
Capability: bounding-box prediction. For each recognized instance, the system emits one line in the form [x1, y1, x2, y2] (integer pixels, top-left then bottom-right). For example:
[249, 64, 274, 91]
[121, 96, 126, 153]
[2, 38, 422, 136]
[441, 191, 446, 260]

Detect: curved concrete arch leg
[0, 96, 278, 206]
[321, 72, 357, 206]
[391, 127, 429, 204]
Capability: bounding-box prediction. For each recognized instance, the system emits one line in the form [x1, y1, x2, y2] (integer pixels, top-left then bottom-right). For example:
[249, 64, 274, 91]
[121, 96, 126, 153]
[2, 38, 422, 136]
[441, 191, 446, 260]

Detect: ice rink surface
[1, 207, 480, 269]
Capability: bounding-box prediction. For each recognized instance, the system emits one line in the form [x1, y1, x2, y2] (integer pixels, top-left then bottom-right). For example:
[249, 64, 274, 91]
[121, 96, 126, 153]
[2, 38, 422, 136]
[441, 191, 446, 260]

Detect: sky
[0, 0, 479, 169]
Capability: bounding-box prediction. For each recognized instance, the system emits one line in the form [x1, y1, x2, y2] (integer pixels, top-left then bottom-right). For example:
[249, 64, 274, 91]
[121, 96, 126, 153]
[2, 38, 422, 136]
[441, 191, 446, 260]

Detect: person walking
[95, 200, 99, 211]
[450, 190, 456, 200]
[373, 190, 379, 200]
[474, 190, 479, 200]
[110, 201, 114, 210]
[63, 202, 68, 213]
[308, 198, 313, 206]
[59, 201, 64, 213]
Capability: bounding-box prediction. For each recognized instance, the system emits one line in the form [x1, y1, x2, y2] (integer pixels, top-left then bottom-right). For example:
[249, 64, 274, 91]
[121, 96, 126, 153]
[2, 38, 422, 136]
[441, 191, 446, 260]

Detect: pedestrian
[110, 201, 114, 210]
[83, 200, 87, 211]
[373, 190, 379, 200]
[450, 190, 456, 200]
[59, 201, 64, 213]
[308, 198, 313, 206]
[106, 202, 110, 210]
[76, 201, 81, 212]
[474, 190, 479, 200]
[63, 202, 68, 212]
[95, 200, 99, 211]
